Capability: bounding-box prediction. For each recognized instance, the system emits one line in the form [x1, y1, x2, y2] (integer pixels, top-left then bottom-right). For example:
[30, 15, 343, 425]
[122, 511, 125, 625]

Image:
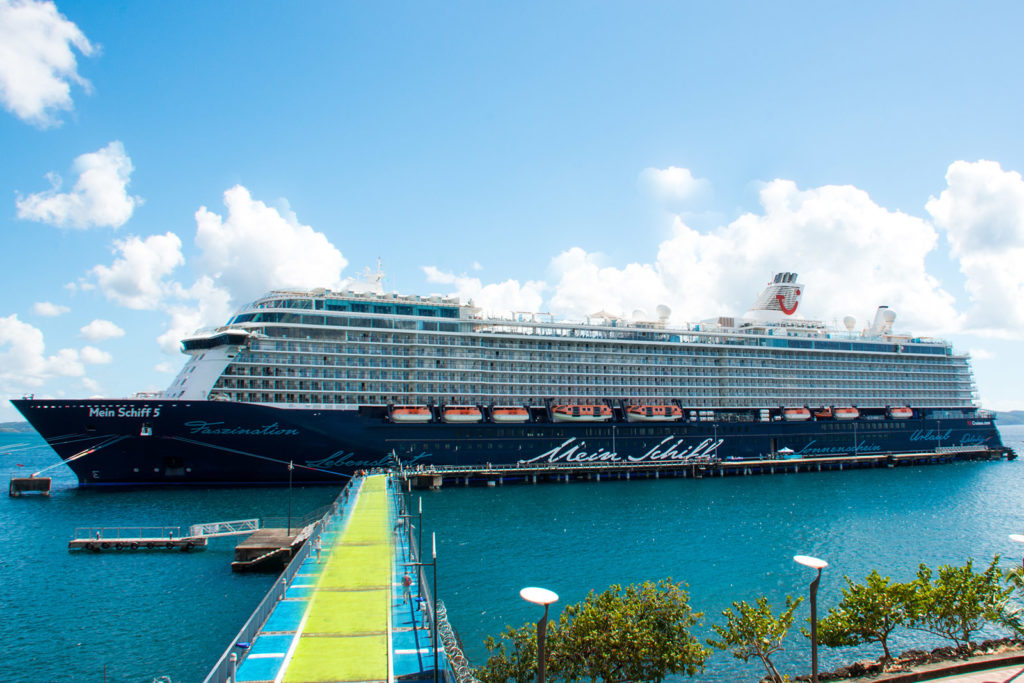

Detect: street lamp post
[287, 460, 294, 535]
[794, 555, 828, 683]
[520, 587, 559, 683]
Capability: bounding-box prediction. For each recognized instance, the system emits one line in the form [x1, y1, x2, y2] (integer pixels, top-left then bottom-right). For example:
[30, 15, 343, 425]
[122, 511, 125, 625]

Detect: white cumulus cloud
[423, 266, 545, 317]
[0, 314, 85, 394]
[91, 232, 183, 309]
[541, 179, 956, 335]
[157, 276, 232, 354]
[927, 160, 1024, 336]
[195, 185, 347, 304]
[79, 345, 111, 364]
[0, 0, 96, 127]
[79, 318, 124, 341]
[639, 166, 711, 204]
[17, 141, 140, 229]
[33, 301, 68, 316]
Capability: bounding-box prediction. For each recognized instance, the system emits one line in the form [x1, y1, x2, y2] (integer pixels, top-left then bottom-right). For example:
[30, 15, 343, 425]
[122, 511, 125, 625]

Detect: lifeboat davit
[626, 404, 682, 422]
[551, 404, 613, 422]
[391, 405, 431, 423]
[888, 407, 913, 419]
[491, 406, 529, 423]
[442, 406, 482, 423]
[782, 407, 811, 422]
[834, 407, 859, 420]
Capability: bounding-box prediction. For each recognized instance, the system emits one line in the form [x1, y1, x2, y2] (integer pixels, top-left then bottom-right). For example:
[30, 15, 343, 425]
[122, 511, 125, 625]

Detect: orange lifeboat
[391, 405, 431, 423]
[782, 407, 811, 422]
[812, 407, 833, 419]
[626, 404, 682, 422]
[551, 404, 613, 423]
[834, 407, 859, 421]
[491, 406, 529, 423]
[442, 406, 482, 423]
[888, 406, 913, 419]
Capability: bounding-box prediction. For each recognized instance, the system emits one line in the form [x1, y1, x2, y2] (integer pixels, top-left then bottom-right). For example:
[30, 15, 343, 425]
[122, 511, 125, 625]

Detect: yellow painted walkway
[282, 475, 392, 683]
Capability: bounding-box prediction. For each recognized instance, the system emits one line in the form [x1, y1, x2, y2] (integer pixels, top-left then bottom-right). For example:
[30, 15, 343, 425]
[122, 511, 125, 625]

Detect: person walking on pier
[313, 536, 322, 563]
[402, 572, 412, 604]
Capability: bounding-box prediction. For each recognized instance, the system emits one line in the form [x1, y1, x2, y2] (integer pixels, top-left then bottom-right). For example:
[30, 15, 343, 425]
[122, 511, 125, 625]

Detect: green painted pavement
[283, 474, 392, 683]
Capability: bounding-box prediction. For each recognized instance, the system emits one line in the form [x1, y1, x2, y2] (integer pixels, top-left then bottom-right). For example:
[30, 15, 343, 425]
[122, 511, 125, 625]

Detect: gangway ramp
[189, 518, 260, 538]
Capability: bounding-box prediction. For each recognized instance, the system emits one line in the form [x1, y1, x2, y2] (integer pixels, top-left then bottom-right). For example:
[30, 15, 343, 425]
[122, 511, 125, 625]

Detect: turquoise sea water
[1, 427, 1022, 681]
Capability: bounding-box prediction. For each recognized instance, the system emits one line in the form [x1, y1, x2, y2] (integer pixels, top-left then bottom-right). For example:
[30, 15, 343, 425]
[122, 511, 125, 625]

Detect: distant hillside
[996, 411, 1024, 426]
[0, 421, 32, 433]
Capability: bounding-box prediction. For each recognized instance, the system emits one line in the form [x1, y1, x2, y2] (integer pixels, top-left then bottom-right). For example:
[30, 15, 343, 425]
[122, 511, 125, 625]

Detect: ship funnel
[743, 272, 804, 323]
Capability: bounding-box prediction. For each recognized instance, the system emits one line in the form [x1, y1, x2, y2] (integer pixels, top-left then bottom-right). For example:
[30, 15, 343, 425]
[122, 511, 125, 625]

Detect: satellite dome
[656, 305, 671, 321]
[843, 316, 856, 331]
[883, 309, 897, 323]
[632, 309, 647, 321]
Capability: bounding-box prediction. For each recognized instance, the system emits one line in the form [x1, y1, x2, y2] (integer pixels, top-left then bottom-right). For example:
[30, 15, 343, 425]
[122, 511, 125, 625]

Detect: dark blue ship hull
[11, 398, 1006, 486]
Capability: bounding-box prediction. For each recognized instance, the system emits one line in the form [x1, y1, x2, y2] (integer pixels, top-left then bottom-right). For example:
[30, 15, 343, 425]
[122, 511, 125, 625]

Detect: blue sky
[3, 1, 1024, 420]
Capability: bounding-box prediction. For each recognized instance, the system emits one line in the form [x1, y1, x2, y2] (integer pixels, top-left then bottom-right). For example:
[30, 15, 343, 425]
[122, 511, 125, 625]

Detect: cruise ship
[12, 271, 1009, 486]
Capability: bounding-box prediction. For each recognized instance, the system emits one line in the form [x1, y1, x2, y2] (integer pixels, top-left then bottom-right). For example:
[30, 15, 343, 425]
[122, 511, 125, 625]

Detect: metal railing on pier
[202, 481, 355, 683]
[73, 526, 183, 541]
[436, 601, 480, 683]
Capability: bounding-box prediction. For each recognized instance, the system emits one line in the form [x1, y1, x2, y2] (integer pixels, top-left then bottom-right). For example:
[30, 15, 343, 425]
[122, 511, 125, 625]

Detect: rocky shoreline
[772, 638, 1024, 682]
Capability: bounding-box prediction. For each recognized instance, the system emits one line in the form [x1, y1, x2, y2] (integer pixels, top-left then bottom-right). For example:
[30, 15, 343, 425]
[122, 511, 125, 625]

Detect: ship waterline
[12, 270, 1009, 485]
[11, 397, 1004, 485]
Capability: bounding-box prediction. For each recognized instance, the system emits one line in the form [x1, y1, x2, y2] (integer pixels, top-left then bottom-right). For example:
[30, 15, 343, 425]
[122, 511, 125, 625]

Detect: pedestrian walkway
[231, 474, 445, 683]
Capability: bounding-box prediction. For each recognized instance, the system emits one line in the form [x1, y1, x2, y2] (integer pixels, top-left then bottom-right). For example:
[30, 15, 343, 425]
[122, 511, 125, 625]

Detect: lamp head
[794, 555, 828, 570]
[520, 586, 559, 606]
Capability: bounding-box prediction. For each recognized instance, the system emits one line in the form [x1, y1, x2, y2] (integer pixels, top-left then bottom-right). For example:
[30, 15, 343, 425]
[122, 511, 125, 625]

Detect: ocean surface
[1, 426, 1022, 682]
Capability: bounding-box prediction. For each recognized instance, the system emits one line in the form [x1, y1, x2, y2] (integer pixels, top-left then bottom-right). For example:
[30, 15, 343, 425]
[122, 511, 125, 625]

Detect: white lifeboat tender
[491, 406, 530, 423]
[392, 405, 431, 423]
[551, 404, 613, 423]
[782, 407, 811, 422]
[626, 404, 682, 422]
[834, 407, 860, 420]
[442, 406, 482, 423]
[888, 407, 913, 419]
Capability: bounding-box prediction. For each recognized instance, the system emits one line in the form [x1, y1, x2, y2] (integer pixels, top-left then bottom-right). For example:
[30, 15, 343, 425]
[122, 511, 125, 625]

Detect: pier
[205, 474, 460, 683]
[400, 446, 1015, 489]
[68, 518, 262, 553]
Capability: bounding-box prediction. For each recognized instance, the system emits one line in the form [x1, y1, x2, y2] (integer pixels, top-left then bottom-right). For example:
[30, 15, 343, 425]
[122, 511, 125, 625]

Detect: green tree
[1001, 564, 1024, 636]
[910, 556, 1013, 649]
[706, 594, 803, 683]
[814, 570, 916, 661]
[475, 579, 709, 683]
[551, 579, 709, 683]
[477, 622, 540, 683]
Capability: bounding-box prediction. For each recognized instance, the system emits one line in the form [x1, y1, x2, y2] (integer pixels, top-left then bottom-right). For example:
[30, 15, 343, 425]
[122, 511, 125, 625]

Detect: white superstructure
[163, 273, 977, 413]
